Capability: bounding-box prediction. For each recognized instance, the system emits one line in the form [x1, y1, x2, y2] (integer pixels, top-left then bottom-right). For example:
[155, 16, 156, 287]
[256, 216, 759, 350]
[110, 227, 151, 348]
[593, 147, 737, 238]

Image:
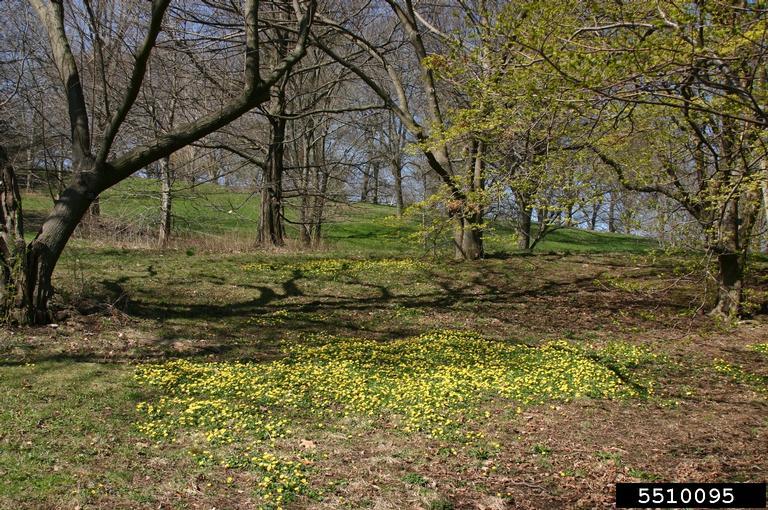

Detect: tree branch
[96, 0, 172, 166]
[28, 0, 93, 168]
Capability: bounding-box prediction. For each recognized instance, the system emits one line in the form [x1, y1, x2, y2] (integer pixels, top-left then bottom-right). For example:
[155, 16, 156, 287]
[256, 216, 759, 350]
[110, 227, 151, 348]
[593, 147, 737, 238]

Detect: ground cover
[0, 192, 765, 509]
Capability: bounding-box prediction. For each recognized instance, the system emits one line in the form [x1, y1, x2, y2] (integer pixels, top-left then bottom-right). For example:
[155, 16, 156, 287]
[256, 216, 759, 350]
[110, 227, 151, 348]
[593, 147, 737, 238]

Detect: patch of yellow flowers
[247, 309, 292, 326]
[135, 330, 655, 506]
[713, 357, 768, 394]
[241, 257, 426, 278]
[749, 343, 768, 356]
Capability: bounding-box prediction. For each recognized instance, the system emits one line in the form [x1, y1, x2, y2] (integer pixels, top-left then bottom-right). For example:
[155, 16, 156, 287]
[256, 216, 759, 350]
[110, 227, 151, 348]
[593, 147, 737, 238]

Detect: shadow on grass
[0, 256, 700, 366]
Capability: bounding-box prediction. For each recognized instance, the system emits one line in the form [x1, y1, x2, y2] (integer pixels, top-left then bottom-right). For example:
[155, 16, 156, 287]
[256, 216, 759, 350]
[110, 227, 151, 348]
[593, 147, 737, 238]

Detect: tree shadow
[0, 258, 699, 366]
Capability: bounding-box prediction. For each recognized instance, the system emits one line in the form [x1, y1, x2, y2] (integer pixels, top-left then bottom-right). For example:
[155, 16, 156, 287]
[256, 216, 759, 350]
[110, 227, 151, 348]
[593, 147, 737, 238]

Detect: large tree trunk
[708, 120, 751, 318]
[28, 174, 97, 323]
[258, 88, 287, 247]
[158, 156, 172, 247]
[258, 119, 286, 246]
[454, 215, 483, 260]
[1, 147, 28, 323]
[711, 250, 744, 317]
[453, 141, 484, 260]
[257, 21, 290, 248]
[2, 146, 97, 324]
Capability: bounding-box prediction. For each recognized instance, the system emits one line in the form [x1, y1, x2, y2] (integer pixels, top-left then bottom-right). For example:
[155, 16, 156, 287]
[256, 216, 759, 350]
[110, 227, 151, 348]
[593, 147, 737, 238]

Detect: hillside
[21, 177, 657, 256]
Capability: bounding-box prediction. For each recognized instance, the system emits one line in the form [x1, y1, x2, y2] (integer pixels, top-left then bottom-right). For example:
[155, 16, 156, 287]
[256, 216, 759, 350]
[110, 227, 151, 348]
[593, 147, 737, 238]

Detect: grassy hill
[22, 177, 657, 256]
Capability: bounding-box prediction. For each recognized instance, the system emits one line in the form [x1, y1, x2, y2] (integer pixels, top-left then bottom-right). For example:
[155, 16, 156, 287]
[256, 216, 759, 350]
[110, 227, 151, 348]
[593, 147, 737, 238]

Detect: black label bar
[615, 482, 766, 508]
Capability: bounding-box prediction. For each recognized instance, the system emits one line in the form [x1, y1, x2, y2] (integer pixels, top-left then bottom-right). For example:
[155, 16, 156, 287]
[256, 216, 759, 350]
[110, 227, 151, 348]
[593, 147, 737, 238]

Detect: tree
[0, 0, 315, 324]
[454, 0, 768, 315]
[315, 0, 487, 259]
[526, 0, 768, 316]
[590, 106, 763, 316]
[258, 7, 293, 247]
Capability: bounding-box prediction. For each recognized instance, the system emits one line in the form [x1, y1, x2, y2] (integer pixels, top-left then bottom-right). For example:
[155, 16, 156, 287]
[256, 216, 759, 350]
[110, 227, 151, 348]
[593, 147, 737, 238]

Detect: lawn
[21, 178, 658, 256]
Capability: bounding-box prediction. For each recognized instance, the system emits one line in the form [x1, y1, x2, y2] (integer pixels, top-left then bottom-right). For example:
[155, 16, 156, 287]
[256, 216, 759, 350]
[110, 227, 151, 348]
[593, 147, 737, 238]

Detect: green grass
[21, 177, 656, 256]
[22, 179, 419, 254]
[0, 362, 150, 507]
[528, 227, 656, 253]
[2, 243, 766, 508]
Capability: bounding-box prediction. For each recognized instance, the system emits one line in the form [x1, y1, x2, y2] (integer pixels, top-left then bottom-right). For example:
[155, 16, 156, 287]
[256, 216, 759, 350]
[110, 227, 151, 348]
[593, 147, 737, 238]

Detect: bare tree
[0, 0, 315, 323]
[314, 0, 489, 259]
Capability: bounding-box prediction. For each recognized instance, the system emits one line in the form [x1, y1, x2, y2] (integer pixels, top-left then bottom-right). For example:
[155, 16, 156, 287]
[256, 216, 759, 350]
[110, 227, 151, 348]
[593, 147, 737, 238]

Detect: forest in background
[2, 0, 768, 321]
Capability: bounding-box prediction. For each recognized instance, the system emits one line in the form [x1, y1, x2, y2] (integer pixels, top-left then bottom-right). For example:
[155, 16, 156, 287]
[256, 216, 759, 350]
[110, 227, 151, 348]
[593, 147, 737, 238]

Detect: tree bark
[258, 65, 289, 247]
[158, 156, 172, 247]
[3, 150, 98, 324]
[517, 203, 532, 250]
[0, 147, 28, 323]
[608, 191, 617, 233]
[708, 119, 748, 318]
[711, 250, 744, 317]
[453, 141, 484, 260]
[392, 158, 404, 215]
[454, 216, 483, 260]
[258, 114, 286, 246]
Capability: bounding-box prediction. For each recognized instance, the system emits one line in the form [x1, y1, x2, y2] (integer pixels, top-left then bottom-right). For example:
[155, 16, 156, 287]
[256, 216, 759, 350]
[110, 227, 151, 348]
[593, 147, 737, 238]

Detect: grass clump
[428, 497, 455, 510]
[402, 472, 428, 486]
[134, 330, 654, 505]
[231, 451, 309, 508]
[248, 309, 292, 326]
